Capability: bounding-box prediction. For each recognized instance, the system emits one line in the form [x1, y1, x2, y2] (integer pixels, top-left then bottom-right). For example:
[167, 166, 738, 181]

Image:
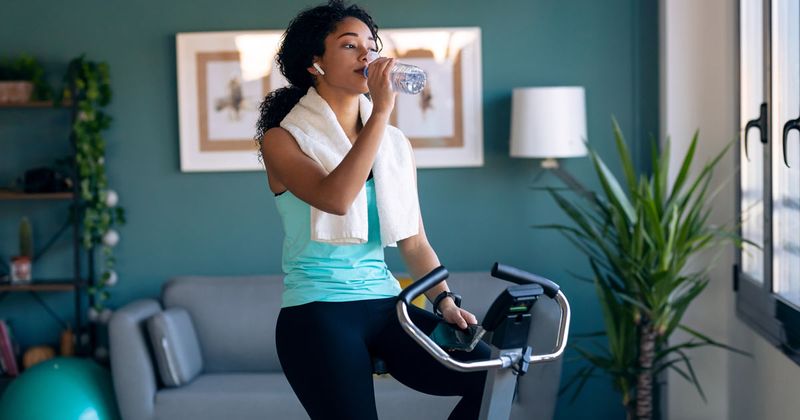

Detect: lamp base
[540, 158, 560, 169]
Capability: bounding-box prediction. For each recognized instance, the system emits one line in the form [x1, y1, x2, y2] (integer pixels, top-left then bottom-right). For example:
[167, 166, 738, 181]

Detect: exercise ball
[0, 357, 119, 420]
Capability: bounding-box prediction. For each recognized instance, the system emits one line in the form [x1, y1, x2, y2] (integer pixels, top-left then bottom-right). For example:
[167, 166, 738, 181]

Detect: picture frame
[380, 27, 483, 168]
[175, 27, 482, 172]
[176, 30, 283, 172]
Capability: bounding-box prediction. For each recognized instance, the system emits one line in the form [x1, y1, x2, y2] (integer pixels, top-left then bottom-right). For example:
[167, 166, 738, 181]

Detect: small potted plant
[10, 217, 33, 284]
[0, 54, 52, 104]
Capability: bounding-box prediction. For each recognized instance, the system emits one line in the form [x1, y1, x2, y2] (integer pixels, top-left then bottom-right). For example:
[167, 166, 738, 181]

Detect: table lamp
[510, 86, 590, 196]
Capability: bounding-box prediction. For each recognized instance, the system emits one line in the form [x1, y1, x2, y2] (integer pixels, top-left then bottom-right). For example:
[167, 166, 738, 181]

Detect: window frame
[735, 0, 800, 366]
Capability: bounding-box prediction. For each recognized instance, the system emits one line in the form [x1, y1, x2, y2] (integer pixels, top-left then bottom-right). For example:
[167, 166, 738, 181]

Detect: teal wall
[0, 0, 658, 418]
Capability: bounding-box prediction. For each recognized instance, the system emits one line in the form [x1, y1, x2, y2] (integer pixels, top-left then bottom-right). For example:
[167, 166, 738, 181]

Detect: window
[736, 0, 800, 364]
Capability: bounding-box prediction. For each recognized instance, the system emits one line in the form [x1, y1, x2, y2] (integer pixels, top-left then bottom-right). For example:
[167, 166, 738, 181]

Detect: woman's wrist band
[433, 291, 462, 317]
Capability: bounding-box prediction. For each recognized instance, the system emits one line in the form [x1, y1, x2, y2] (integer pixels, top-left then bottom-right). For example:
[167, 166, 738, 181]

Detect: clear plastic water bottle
[364, 51, 427, 95]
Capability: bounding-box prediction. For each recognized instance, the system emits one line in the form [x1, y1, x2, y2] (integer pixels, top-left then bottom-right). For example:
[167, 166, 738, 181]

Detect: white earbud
[313, 63, 326, 75]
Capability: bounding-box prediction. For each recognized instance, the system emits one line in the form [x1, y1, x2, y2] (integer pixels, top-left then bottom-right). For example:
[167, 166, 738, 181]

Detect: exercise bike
[396, 263, 571, 420]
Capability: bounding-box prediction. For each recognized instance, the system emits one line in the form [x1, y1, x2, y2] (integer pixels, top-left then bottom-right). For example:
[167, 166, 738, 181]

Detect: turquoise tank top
[274, 178, 402, 308]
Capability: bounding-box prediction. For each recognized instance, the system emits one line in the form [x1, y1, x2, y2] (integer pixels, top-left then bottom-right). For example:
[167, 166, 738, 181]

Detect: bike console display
[481, 284, 543, 349]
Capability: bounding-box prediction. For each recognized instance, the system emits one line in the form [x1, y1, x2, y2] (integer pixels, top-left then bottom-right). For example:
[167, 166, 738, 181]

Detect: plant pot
[0, 81, 34, 103]
[10, 256, 32, 284]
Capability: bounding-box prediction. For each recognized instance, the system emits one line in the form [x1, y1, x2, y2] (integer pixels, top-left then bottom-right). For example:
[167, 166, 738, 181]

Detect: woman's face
[311, 17, 378, 94]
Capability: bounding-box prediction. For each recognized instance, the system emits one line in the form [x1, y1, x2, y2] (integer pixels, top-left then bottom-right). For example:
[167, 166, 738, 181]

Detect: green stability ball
[0, 357, 120, 420]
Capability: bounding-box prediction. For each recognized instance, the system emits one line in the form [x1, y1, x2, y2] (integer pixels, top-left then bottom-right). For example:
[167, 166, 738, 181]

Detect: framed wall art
[176, 30, 283, 172]
[380, 27, 483, 168]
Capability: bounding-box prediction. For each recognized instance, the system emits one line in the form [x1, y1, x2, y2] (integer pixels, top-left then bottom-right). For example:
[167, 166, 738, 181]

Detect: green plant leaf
[588, 148, 637, 224]
[677, 324, 752, 357]
[572, 331, 608, 339]
[667, 133, 698, 206]
[675, 349, 707, 402]
[611, 117, 637, 194]
[560, 365, 600, 404]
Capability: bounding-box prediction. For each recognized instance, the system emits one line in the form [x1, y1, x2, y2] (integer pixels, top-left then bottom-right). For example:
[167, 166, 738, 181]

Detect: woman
[256, 2, 490, 419]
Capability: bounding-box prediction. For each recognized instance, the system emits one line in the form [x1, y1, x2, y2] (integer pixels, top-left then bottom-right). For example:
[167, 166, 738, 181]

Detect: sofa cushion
[147, 307, 203, 387]
[154, 373, 304, 420]
[153, 372, 458, 420]
[162, 276, 284, 373]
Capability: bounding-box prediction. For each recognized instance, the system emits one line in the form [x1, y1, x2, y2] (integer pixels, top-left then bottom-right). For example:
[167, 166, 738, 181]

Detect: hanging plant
[62, 55, 125, 317]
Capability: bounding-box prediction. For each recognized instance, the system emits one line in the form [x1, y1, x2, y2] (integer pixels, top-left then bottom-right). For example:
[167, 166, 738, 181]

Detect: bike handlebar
[491, 262, 560, 299]
[397, 265, 449, 306]
[395, 264, 571, 372]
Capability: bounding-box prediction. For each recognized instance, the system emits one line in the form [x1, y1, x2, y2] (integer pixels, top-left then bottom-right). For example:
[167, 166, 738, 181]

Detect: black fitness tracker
[433, 291, 462, 317]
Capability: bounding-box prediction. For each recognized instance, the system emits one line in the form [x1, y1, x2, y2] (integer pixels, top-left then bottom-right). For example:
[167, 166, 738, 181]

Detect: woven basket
[0, 81, 34, 103]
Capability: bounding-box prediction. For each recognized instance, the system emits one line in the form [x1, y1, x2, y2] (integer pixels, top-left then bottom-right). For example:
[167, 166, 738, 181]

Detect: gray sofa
[109, 272, 563, 420]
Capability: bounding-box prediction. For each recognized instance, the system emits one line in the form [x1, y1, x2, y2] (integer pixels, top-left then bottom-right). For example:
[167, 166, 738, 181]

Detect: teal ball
[0, 357, 119, 420]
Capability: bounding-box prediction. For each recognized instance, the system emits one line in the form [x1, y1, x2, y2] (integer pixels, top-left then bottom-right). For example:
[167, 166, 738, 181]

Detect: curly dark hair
[255, 0, 381, 161]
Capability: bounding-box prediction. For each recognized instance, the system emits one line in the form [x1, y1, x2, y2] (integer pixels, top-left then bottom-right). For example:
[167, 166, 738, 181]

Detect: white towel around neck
[279, 87, 420, 247]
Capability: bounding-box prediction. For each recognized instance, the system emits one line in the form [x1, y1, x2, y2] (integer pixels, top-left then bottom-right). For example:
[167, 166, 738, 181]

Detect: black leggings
[275, 297, 491, 420]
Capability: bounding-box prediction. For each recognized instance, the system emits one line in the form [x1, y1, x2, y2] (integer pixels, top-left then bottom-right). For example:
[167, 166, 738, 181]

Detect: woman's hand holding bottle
[366, 57, 397, 116]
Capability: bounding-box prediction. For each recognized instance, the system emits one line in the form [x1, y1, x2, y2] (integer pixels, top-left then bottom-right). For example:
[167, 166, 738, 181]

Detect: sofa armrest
[109, 299, 162, 420]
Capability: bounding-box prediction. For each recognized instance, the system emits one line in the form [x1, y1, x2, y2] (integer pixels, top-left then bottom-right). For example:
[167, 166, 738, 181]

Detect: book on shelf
[0, 320, 19, 376]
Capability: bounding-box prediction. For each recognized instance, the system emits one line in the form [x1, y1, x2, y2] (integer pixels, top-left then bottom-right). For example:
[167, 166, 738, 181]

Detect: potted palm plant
[542, 119, 748, 419]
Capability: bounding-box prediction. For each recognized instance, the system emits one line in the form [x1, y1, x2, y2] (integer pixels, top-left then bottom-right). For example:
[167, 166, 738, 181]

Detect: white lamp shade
[509, 86, 588, 158]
